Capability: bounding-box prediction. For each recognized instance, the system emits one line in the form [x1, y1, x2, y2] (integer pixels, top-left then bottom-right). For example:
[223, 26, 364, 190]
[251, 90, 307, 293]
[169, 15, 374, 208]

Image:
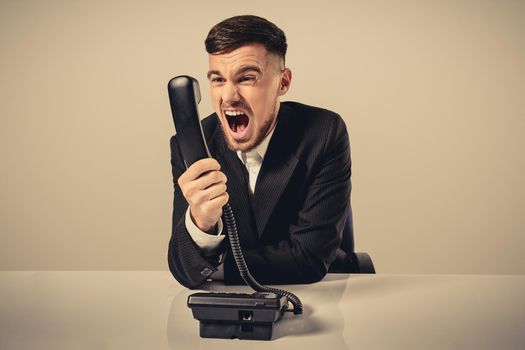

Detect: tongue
[230, 114, 249, 133]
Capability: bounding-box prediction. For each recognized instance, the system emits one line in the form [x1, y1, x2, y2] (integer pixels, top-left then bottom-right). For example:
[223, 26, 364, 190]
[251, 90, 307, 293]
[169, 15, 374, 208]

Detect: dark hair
[205, 15, 287, 65]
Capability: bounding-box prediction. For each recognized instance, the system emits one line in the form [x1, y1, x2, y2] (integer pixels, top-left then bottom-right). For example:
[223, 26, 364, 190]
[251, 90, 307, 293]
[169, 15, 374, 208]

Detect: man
[168, 15, 351, 288]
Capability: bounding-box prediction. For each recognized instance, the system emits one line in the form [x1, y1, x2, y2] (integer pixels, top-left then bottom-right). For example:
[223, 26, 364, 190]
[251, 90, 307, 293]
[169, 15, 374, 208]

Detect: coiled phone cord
[223, 203, 303, 315]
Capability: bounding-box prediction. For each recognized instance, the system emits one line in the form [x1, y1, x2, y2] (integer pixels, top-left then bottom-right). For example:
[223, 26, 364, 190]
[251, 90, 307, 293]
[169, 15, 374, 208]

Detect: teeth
[224, 110, 244, 116]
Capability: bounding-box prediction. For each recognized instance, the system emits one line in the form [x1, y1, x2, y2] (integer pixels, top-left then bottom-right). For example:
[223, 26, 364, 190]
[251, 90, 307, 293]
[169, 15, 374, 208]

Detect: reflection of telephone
[167, 75, 303, 340]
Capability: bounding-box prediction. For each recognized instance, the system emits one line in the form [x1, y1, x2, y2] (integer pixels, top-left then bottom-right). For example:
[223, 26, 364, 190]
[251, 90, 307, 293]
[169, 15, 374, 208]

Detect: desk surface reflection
[1, 272, 524, 349]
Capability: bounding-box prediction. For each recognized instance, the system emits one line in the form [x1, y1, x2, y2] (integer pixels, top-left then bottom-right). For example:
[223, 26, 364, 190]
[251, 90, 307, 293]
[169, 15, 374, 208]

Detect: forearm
[168, 197, 222, 288]
[168, 136, 225, 288]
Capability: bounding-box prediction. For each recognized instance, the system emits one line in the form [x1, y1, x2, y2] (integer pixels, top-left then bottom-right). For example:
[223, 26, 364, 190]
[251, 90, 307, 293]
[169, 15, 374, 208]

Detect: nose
[222, 81, 241, 104]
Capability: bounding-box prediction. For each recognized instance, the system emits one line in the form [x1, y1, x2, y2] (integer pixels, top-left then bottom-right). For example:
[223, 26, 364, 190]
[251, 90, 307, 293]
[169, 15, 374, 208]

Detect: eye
[238, 76, 256, 84]
[210, 77, 225, 84]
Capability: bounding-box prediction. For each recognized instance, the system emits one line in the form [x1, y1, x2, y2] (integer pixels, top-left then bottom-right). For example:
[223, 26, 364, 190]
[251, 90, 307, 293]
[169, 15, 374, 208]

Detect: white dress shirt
[184, 126, 276, 279]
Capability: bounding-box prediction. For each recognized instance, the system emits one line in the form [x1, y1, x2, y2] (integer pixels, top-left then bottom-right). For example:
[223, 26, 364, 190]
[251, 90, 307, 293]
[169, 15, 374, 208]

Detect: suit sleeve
[227, 115, 351, 285]
[167, 135, 224, 288]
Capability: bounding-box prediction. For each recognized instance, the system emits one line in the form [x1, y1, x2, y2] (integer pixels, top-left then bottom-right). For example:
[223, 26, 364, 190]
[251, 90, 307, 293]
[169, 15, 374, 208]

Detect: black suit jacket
[168, 101, 351, 288]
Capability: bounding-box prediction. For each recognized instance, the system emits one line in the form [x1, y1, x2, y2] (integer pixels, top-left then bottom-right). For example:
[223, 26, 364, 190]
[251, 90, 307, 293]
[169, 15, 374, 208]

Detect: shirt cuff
[185, 208, 225, 251]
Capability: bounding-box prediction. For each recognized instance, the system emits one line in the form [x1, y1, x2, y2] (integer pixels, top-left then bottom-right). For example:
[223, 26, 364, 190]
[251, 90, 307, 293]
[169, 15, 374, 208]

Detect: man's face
[207, 44, 291, 152]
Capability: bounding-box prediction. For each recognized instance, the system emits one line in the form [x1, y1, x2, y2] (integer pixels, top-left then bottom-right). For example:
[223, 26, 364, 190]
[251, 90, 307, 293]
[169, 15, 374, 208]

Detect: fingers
[192, 170, 227, 192]
[188, 181, 227, 206]
[189, 192, 229, 233]
[177, 158, 229, 232]
[196, 192, 229, 219]
[179, 170, 227, 203]
[201, 182, 228, 202]
[179, 158, 221, 183]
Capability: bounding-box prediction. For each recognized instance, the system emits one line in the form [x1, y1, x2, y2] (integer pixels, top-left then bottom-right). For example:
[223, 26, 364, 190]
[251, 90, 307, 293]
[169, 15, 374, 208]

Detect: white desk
[1, 272, 524, 349]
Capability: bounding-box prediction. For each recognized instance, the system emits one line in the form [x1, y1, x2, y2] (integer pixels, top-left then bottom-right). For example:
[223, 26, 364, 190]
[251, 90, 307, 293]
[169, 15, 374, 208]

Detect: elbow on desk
[167, 252, 210, 289]
[295, 270, 327, 285]
[300, 263, 329, 284]
[287, 256, 329, 285]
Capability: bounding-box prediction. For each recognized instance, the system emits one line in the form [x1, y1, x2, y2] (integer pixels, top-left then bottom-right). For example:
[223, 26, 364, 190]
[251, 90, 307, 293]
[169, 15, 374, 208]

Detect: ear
[278, 68, 292, 96]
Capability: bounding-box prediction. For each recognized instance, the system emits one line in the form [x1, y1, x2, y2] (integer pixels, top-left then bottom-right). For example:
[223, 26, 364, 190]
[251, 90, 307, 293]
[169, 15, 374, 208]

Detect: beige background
[1, 0, 524, 273]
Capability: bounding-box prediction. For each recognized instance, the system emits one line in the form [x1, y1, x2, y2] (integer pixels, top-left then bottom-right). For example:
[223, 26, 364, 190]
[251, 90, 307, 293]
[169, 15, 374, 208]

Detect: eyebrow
[236, 65, 262, 76]
[206, 65, 262, 80]
[207, 70, 222, 80]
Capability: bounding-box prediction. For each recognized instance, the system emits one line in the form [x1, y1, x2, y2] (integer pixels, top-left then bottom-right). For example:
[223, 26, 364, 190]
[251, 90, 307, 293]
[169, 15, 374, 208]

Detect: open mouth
[225, 110, 249, 133]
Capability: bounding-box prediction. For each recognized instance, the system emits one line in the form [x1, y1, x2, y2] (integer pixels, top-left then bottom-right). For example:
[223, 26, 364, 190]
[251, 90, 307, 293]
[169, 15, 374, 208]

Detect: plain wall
[1, 0, 524, 273]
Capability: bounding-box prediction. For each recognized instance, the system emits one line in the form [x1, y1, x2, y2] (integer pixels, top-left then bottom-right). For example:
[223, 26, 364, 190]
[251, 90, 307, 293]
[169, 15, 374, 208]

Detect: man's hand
[178, 158, 229, 233]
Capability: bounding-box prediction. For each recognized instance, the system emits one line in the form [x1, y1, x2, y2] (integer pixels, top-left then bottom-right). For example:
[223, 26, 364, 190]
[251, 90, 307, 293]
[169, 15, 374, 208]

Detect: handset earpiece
[167, 75, 210, 168]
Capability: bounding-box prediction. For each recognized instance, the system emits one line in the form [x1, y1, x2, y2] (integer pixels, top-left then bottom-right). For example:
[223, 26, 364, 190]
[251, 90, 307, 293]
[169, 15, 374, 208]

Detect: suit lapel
[254, 104, 300, 238]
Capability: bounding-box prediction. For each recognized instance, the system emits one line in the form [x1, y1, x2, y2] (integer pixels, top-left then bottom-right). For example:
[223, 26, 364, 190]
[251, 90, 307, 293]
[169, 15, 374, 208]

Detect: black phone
[167, 76, 210, 166]
[167, 75, 302, 340]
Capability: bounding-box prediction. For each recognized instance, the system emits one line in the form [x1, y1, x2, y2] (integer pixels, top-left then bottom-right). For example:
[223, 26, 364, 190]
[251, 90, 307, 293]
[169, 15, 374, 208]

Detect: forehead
[208, 44, 275, 74]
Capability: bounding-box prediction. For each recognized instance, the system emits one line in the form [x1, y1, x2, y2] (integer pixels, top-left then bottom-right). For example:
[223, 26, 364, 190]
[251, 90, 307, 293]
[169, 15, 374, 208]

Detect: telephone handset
[168, 75, 303, 340]
[167, 76, 210, 166]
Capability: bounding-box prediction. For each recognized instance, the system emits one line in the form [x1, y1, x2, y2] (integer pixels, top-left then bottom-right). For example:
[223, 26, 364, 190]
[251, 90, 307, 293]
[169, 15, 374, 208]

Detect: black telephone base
[199, 321, 275, 340]
[187, 292, 288, 340]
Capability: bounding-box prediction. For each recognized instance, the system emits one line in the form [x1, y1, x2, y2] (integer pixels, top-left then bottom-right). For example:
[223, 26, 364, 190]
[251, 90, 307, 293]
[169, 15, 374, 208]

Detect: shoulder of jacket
[282, 101, 345, 128]
[200, 113, 220, 139]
